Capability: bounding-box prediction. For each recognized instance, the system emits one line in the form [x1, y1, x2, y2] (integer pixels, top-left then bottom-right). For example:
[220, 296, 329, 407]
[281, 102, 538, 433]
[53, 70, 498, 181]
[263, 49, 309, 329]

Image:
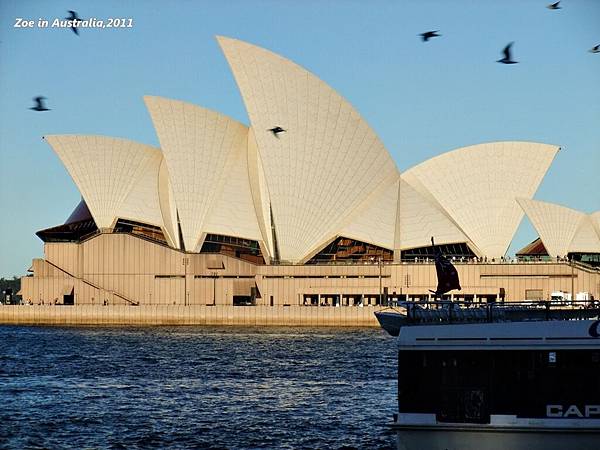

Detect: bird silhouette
[547, 1, 561, 9]
[589, 45, 600, 54]
[420, 31, 440, 42]
[65, 10, 80, 35]
[268, 126, 286, 138]
[497, 42, 518, 64]
[30, 97, 50, 112]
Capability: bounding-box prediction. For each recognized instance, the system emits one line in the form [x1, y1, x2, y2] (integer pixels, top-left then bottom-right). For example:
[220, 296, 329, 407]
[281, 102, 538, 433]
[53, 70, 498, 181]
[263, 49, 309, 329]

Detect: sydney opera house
[19, 37, 600, 309]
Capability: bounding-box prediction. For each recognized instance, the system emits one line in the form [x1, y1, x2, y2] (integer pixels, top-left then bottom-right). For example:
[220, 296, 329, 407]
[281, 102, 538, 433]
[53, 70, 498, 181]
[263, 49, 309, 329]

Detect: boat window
[398, 349, 600, 423]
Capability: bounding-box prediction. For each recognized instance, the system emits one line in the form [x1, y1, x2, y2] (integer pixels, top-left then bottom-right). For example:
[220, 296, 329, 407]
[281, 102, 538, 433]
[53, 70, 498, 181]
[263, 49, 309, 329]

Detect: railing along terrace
[276, 258, 586, 266]
[397, 299, 600, 324]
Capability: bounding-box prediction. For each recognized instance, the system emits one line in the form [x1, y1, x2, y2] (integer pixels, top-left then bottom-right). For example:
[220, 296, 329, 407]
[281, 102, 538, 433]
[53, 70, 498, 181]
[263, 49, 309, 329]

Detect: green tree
[0, 276, 22, 304]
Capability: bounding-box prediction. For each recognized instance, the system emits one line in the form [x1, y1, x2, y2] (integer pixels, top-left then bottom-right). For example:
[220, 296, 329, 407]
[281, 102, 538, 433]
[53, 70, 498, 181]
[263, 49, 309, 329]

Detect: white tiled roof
[518, 199, 600, 256]
[403, 142, 559, 257]
[217, 36, 399, 262]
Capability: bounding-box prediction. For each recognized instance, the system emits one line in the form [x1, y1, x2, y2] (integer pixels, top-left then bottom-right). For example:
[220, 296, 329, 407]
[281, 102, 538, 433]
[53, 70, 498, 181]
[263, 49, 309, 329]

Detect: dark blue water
[0, 326, 397, 449]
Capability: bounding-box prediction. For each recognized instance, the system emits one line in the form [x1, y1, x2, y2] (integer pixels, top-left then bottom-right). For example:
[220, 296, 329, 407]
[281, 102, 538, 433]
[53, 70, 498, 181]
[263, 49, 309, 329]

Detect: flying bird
[546, 1, 561, 9]
[30, 96, 50, 112]
[65, 10, 80, 35]
[268, 126, 286, 138]
[589, 44, 600, 54]
[497, 42, 518, 64]
[420, 31, 440, 42]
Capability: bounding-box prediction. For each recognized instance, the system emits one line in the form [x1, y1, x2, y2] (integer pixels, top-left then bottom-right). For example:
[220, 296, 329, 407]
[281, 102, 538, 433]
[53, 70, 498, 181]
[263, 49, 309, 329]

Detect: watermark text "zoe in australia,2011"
[14, 17, 133, 30]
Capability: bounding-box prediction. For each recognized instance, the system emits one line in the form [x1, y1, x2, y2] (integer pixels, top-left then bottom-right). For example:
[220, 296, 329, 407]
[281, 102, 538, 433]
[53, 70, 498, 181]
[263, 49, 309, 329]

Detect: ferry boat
[390, 319, 600, 450]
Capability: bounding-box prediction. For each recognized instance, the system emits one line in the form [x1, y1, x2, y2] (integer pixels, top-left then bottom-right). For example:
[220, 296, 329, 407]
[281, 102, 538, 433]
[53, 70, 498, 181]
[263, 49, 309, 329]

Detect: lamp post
[571, 258, 575, 304]
[182, 257, 189, 306]
[371, 256, 383, 306]
[378, 256, 383, 306]
[212, 271, 218, 306]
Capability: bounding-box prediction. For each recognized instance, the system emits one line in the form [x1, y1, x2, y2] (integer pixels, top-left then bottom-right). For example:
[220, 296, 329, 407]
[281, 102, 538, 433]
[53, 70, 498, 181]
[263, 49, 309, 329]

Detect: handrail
[400, 299, 599, 308]
[400, 299, 600, 324]
[571, 260, 600, 274]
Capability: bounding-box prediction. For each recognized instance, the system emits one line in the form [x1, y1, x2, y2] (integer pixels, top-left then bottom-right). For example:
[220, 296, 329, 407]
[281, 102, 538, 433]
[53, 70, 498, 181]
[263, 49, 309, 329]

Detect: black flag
[429, 237, 461, 297]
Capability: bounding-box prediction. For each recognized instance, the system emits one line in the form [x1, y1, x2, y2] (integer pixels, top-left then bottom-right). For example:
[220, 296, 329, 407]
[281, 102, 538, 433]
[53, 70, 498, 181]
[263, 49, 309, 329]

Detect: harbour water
[0, 326, 397, 449]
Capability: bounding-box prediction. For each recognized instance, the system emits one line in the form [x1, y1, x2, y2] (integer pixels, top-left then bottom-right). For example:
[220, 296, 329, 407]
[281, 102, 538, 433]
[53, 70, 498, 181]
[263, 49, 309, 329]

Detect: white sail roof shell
[202, 129, 264, 243]
[339, 178, 400, 250]
[570, 216, 600, 253]
[518, 199, 600, 256]
[398, 178, 468, 251]
[247, 128, 275, 258]
[590, 211, 600, 236]
[144, 96, 257, 252]
[44, 135, 178, 246]
[217, 36, 399, 263]
[592, 212, 600, 237]
[402, 142, 559, 257]
[157, 159, 180, 249]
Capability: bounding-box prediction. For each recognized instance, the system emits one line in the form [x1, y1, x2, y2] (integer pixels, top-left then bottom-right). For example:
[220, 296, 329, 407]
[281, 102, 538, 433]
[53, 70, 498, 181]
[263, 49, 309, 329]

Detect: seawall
[0, 305, 384, 327]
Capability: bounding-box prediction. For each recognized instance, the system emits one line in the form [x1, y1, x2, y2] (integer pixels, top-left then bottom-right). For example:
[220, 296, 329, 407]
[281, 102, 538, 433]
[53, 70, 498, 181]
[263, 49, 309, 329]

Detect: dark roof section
[65, 198, 93, 224]
[401, 242, 475, 260]
[516, 238, 548, 256]
[307, 236, 393, 264]
[36, 199, 98, 243]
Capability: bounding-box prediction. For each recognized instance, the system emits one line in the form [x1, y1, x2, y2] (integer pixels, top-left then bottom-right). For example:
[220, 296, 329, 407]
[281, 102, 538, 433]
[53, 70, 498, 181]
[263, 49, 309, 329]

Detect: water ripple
[0, 326, 396, 449]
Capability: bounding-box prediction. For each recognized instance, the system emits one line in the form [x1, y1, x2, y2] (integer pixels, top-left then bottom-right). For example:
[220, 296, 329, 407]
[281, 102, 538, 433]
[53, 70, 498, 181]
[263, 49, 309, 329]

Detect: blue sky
[0, 0, 598, 276]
